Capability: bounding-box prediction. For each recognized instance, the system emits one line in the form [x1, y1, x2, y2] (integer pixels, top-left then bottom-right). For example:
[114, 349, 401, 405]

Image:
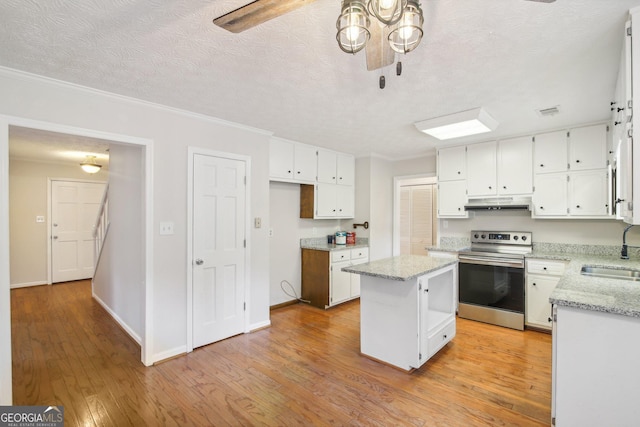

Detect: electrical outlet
[36, 216, 45, 223]
[159, 222, 174, 235]
[269, 228, 274, 237]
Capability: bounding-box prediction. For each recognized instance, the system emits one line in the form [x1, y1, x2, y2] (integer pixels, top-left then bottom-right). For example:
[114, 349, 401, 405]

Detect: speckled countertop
[300, 237, 369, 252]
[529, 248, 640, 318]
[426, 236, 470, 253]
[342, 255, 457, 281]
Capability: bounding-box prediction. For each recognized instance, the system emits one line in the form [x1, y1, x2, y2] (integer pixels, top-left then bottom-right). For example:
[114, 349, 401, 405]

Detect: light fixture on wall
[80, 155, 102, 174]
[414, 108, 499, 140]
[336, 0, 424, 56]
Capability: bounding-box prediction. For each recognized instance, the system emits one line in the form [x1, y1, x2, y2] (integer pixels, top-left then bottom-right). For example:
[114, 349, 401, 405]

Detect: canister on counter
[346, 232, 355, 245]
[327, 234, 334, 244]
[335, 231, 347, 245]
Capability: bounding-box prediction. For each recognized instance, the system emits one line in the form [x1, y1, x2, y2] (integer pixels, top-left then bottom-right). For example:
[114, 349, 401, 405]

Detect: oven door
[458, 254, 525, 330]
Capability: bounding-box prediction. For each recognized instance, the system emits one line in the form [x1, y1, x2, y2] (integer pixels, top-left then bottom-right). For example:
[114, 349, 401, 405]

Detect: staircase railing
[93, 184, 110, 275]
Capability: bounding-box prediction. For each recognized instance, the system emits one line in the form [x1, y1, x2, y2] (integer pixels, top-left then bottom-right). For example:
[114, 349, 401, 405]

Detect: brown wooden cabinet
[301, 247, 368, 309]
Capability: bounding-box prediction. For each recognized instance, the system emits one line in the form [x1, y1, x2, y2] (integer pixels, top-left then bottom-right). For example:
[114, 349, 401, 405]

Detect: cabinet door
[569, 169, 610, 216]
[330, 260, 352, 305]
[315, 183, 337, 217]
[317, 149, 337, 184]
[335, 185, 354, 218]
[337, 153, 355, 186]
[350, 256, 369, 298]
[532, 173, 568, 216]
[568, 124, 608, 171]
[498, 136, 533, 195]
[526, 274, 557, 329]
[620, 134, 634, 221]
[294, 144, 318, 183]
[534, 130, 567, 174]
[438, 180, 468, 217]
[466, 141, 497, 197]
[269, 138, 294, 180]
[437, 146, 466, 181]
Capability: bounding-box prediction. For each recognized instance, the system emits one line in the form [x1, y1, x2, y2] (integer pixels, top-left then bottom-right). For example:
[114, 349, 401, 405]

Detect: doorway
[187, 148, 251, 351]
[393, 175, 438, 256]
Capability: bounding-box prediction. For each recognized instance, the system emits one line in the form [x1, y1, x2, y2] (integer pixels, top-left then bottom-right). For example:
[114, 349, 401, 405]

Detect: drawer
[350, 247, 369, 261]
[526, 259, 566, 276]
[331, 250, 351, 262]
[427, 318, 456, 358]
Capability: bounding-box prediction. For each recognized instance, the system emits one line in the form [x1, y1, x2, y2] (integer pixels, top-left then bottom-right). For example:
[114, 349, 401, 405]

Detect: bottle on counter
[335, 231, 347, 245]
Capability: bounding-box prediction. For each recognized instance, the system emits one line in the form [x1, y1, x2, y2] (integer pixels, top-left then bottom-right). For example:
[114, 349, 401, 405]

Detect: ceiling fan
[213, 0, 399, 71]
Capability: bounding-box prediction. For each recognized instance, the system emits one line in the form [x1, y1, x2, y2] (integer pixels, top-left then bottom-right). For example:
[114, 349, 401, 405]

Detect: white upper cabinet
[568, 124, 608, 171]
[498, 136, 533, 195]
[438, 180, 468, 217]
[437, 146, 466, 181]
[532, 173, 568, 216]
[534, 130, 568, 174]
[467, 141, 497, 197]
[315, 183, 354, 219]
[568, 169, 610, 216]
[269, 138, 317, 183]
[317, 149, 355, 186]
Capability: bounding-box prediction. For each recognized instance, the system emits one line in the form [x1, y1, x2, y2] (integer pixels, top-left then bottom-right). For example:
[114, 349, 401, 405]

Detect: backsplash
[533, 242, 632, 258]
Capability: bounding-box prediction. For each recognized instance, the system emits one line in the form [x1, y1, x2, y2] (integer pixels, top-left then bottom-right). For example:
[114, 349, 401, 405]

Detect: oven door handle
[458, 255, 524, 269]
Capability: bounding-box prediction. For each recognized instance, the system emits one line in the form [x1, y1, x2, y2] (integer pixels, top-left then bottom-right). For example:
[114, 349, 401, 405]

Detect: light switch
[159, 222, 174, 235]
[36, 216, 45, 223]
[254, 217, 262, 228]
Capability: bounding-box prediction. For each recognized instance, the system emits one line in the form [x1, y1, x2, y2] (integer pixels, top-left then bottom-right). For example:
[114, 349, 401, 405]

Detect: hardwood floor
[11, 280, 552, 426]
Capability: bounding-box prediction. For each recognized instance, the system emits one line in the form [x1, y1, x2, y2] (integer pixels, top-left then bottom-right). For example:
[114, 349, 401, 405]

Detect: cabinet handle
[575, 160, 581, 163]
[443, 334, 447, 339]
[488, 186, 492, 189]
[457, 207, 461, 211]
[548, 317, 552, 322]
[297, 171, 301, 174]
[457, 171, 461, 174]
[333, 176, 336, 179]
[576, 205, 581, 209]
[615, 121, 622, 126]
[339, 177, 343, 180]
[533, 282, 537, 286]
[540, 206, 544, 210]
[503, 186, 507, 189]
[288, 170, 291, 173]
[543, 267, 547, 270]
[540, 164, 544, 167]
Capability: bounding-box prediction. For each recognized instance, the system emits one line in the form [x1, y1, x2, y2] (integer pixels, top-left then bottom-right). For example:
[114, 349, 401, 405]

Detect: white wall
[92, 143, 144, 341]
[0, 66, 272, 403]
[8, 158, 107, 287]
[269, 182, 341, 306]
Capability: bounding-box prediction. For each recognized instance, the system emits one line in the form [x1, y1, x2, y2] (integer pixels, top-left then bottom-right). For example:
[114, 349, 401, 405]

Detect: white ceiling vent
[536, 106, 560, 117]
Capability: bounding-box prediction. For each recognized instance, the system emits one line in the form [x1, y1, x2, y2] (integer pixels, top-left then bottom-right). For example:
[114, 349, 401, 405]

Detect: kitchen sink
[580, 265, 640, 281]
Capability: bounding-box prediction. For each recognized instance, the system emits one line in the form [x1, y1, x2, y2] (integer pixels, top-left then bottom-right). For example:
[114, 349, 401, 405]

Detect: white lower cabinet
[552, 305, 640, 425]
[360, 263, 457, 371]
[525, 259, 566, 330]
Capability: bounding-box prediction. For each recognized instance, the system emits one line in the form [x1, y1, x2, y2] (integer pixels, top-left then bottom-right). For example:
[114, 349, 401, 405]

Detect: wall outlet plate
[159, 222, 174, 235]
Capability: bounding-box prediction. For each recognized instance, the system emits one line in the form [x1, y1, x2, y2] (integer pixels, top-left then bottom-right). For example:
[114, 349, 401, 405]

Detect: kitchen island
[343, 255, 458, 371]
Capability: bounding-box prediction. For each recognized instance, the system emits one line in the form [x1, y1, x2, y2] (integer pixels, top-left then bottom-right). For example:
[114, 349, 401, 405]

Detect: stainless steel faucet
[622, 224, 636, 259]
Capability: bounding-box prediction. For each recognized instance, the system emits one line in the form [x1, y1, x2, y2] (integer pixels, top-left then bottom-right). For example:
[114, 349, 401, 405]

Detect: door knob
[195, 259, 204, 265]
[53, 236, 58, 240]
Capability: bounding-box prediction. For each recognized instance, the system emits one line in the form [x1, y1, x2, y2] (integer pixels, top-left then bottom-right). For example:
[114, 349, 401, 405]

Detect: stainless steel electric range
[457, 230, 532, 330]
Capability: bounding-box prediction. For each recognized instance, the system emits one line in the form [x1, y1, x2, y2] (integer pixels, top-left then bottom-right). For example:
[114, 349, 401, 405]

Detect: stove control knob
[521, 235, 527, 241]
[513, 236, 519, 241]
[474, 233, 479, 239]
[481, 234, 486, 239]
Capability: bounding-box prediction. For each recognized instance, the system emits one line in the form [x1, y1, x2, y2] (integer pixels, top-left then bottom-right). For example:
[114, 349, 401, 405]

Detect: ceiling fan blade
[213, 0, 317, 33]
[366, 23, 395, 71]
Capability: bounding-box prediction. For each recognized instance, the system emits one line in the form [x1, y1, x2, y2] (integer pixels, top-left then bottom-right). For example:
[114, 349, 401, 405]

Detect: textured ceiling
[1, 0, 638, 160]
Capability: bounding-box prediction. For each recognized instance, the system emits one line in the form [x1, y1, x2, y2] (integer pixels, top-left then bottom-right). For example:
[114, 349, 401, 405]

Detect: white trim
[186, 147, 252, 353]
[47, 178, 107, 285]
[153, 345, 188, 365]
[10, 281, 47, 289]
[92, 290, 142, 345]
[392, 173, 437, 256]
[0, 67, 273, 138]
[0, 115, 155, 383]
[249, 320, 272, 332]
[0, 117, 12, 404]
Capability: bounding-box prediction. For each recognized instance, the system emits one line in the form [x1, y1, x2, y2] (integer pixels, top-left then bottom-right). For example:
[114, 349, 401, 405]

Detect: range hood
[464, 197, 532, 211]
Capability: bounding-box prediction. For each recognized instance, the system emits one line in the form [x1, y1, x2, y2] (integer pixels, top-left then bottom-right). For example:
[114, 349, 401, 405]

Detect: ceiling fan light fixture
[368, 0, 407, 26]
[414, 108, 499, 140]
[388, 0, 424, 54]
[336, 0, 371, 54]
[80, 155, 102, 174]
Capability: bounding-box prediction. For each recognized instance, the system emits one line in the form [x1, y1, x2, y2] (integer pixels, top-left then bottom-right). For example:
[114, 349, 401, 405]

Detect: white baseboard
[249, 320, 271, 332]
[10, 281, 47, 289]
[92, 292, 142, 345]
[153, 345, 187, 364]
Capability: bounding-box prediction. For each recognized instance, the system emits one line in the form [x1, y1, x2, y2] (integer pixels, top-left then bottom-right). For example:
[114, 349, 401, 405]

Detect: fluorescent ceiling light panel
[414, 108, 499, 140]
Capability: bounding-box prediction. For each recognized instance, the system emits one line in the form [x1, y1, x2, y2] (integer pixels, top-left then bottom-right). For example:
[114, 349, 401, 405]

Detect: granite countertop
[342, 255, 457, 281]
[300, 237, 369, 252]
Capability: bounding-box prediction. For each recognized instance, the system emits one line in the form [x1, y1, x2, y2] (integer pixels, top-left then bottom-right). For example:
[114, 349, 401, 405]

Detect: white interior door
[192, 154, 246, 348]
[51, 180, 105, 283]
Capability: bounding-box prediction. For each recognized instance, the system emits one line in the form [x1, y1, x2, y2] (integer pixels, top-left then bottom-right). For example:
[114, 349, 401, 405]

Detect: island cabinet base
[360, 264, 456, 371]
